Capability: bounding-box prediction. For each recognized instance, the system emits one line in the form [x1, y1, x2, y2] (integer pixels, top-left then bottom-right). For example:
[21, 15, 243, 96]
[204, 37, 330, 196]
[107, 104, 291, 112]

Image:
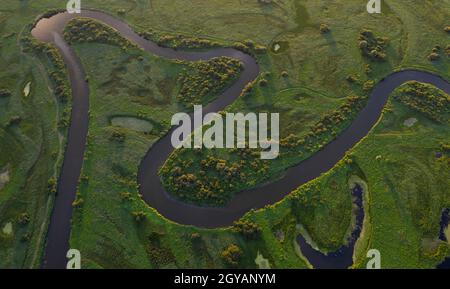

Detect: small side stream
[296, 184, 364, 269]
[297, 196, 450, 269]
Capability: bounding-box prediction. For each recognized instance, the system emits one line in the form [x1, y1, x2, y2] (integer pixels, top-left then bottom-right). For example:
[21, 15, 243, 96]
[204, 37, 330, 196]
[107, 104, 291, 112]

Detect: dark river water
[31, 10, 450, 269]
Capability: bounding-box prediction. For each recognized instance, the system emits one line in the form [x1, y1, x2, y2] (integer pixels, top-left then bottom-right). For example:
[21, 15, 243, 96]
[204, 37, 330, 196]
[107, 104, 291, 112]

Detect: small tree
[120, 192, 132, 201]
[190, 233, 201, 243]
[221, 244, 243, 267]
[18, 212, 30, 225]
[346, 75, 357, 83]
[47, 177, 57, 194]
[320, 23, 330, 34]
[110, 130, 126, 142]
[7, 116, 22, 126]
[132, 211, 147, 222]
[72, 193, 84, 208]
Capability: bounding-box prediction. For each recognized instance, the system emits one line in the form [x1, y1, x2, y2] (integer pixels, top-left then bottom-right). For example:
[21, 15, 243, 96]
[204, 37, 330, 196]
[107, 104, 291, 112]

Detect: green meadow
[0, 0, 448, 268]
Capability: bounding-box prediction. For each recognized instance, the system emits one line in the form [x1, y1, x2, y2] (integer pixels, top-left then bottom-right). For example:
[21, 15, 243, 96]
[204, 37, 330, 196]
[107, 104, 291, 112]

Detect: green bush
[0, 89, 11, 98]
[132, 211, 147, 222]
[18, 213, 30, 225]
[320, 23, 330, 34]
[140, 29, 221, 50]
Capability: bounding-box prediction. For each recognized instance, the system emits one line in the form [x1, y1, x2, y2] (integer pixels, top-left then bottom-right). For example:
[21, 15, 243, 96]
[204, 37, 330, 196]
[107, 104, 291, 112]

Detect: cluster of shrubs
[146, 231, 176, 267]
[233, 39, 267, 56]
[358, 29, 388, 61]
[58, 107, 71, 129]
[160, 147, 269, 206]
[240, 81, 256, 98]
[427, 45, 449, 61]
[139, 29, 267, 56]
[63, 18, 136, 50]
[72, 193, 84, 208]
[393, 81, 450, 123]
[363, 80, 375, 92]
[7, 116, 22, 127]
[120, 191, 132, 201]
[21, 37, 71, 105]
[281, 95, 366, 151]
[232, 220, 261, 239]
[177, 57, 243, 107]
[139, 29, 221, 50]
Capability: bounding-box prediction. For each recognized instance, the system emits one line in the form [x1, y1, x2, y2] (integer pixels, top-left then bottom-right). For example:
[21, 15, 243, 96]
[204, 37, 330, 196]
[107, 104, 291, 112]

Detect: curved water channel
[296, 184, 364, 269]
[31, 10, 450, 269]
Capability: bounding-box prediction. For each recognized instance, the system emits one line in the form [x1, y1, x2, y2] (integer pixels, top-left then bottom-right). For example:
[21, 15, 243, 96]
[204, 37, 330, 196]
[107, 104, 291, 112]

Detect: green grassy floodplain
[0, 0, 449, 268]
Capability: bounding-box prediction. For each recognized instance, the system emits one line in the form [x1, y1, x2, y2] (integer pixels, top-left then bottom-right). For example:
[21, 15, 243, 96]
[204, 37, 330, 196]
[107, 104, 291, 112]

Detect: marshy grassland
[0, 0, 448, 268]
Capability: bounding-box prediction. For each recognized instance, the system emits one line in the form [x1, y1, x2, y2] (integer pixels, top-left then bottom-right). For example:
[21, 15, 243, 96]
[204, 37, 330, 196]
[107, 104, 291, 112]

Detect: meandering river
[31, 10, 450, 269]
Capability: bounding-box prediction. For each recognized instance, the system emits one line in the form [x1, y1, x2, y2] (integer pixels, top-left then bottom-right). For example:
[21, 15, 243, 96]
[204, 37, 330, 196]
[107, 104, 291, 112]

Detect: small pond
[110, 116, 154, 133]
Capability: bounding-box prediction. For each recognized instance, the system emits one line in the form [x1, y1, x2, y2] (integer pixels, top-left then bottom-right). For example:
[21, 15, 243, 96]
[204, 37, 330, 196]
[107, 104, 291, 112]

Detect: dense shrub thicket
[358, 29, 388, 61]
[64, 18, 136, 50]
[393, 81, 450, 123]
[140, 29, 221, 50]
[140, 28, 267, 55]
[177, 57, 243, 107]
[160, 95, 367, 206]
[21, 36, 71, 106]
[232, 220, 261, 239]
[232, 39, 267, 56]
[145, 231, 176, 267]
